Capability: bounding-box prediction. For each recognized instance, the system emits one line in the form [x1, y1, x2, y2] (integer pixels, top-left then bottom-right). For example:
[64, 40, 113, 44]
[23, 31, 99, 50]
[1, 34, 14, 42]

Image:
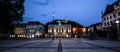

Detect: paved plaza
[0, 38, 120, 52]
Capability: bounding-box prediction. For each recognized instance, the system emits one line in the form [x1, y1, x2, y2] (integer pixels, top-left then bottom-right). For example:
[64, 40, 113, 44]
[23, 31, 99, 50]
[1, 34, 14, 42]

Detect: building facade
[12, 21, 45, 38]
[10, 23, 27, 38]
[102, 0, 120, 39]
[26, 21, 45, 38]
[48, 24, 71, 38]
[102, 1, 120, 30]
[46, 19, 85, 38]
[88, 22, 102, 33]
[72, 27, 86, 37]
[88, 22, 102, 37]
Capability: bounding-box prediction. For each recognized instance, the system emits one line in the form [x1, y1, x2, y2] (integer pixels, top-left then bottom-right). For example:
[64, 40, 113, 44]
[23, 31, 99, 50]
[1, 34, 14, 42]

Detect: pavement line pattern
[0, 40, 43, 51]
[57, 39, 63, 52]
[80, 40, 120, 52]
[62, 47, 120, 49]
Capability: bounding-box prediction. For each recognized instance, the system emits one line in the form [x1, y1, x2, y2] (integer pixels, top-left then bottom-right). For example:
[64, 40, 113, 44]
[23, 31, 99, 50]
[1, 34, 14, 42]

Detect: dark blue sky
[23, 0, 117, 26]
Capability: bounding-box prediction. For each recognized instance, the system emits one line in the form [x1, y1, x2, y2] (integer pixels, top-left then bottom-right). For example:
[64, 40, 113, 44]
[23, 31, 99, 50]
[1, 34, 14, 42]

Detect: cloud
[40, 14, 47, 17]
[35, 0, 50, 6]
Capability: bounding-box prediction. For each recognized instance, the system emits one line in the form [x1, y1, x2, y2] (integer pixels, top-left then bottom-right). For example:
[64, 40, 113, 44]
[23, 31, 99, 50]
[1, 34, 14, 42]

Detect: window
[52, 29, 54, 32]
[107, 22, 109, 26]
[66, 29, 68, 32]
[118, 12, 120, 16]
[62, 29, 63, 32]
[110, 21, 113, 25]
[104, 22, 106, 26]
[59, 28, 61, 32]
[104, 18, 106, 21]
[113, 14, 116, 18]
[56, 28, 58, 32]
[107, 17, 109, 20]
[110, 16, 112, 19]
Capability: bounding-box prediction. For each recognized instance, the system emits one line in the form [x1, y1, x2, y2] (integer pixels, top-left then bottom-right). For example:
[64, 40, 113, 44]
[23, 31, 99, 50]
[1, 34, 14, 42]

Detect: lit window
[82, 28, 86, 33]
[32, 35, 34, 38]
[73, 28, 76, 32]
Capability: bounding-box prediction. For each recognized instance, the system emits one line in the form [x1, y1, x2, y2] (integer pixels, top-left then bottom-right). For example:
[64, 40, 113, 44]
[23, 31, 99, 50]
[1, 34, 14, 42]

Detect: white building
[48, 24, 71, 38]
[102, 0, 120, 39]
[47, 19, 72, 38]
[26, 21, 45, 38]
[102, 1, 120, 30]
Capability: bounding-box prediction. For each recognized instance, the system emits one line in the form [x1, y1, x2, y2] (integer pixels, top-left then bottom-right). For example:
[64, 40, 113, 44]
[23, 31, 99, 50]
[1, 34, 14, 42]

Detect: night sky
[23, 0, 117, 27]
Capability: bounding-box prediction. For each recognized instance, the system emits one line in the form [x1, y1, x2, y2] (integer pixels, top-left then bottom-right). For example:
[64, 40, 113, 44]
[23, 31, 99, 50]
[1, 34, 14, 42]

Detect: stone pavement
[0, 38, 120, 52]
[61, 38, 120, 52]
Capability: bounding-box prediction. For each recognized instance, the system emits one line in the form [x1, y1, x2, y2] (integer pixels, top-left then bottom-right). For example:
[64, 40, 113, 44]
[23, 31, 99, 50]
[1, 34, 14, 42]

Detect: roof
[46, 19, 84, 27]
[27, 21, 44, 25]
[102, 1, 119, 16]
[15, 23, 27, 27]
[88, 22, 102, 27]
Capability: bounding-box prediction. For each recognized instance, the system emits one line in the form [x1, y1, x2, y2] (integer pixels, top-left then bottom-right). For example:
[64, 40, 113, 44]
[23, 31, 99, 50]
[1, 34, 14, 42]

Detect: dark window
[104, 18, 106, 21]
[113, 14, 116, 18]
[118, 12, 120, 16]
[66, 29, 68, 32]
[110, 16, 112, 19]
[107, 22, 109, 26]
[56, 29, 58, 32]
[62, 29, 63, 32]
[104, 22, 106, 26]
[110, 21, 113, 25]
[107, 17, 109, 20]
[52, 29, 54, 32]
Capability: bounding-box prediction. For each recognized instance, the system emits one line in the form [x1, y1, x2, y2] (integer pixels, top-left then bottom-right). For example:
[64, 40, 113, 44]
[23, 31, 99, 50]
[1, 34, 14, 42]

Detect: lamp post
[115, 20, 120, 40]
[52, 12, 55, 40]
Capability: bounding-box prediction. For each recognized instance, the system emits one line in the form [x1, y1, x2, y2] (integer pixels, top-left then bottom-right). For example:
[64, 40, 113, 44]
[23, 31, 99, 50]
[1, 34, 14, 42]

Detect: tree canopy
[0, 0, 24, 33]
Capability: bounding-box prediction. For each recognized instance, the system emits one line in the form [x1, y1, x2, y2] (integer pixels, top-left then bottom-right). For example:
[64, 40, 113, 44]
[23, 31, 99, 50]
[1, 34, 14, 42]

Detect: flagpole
[52, 12, 55, 40]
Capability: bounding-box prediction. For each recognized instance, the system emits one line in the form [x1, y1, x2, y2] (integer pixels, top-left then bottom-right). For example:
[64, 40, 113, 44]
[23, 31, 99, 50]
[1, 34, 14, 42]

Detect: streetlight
[115, 20, 120, 40]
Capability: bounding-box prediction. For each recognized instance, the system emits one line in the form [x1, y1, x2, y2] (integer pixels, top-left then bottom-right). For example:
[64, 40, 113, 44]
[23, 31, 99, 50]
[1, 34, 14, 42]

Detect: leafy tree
[0, 0, 24, 34]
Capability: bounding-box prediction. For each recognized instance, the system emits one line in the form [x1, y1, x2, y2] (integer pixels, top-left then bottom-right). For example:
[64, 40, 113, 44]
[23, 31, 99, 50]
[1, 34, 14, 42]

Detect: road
[0, 38, 120, 52]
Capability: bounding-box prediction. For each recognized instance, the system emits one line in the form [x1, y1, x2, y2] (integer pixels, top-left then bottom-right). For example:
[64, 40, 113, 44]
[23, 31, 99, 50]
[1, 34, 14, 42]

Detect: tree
[0, 0, 24, 34]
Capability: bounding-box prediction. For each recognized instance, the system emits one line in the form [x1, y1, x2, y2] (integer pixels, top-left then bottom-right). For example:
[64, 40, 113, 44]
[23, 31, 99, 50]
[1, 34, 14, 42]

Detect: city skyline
[23, 0, 117, 26]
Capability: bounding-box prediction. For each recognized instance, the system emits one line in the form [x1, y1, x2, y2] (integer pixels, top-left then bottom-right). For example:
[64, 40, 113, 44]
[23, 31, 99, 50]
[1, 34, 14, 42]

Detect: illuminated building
[13, 21, 45, 38]
[72, 27, 86, 37]
[102, 1, 120, 39]
[102, 1, 120, 30]
[46, 19, 85, 38]
[12, 23, 27, 38]
[48, 24, 71, 38]
[26, 21, 45, 38]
